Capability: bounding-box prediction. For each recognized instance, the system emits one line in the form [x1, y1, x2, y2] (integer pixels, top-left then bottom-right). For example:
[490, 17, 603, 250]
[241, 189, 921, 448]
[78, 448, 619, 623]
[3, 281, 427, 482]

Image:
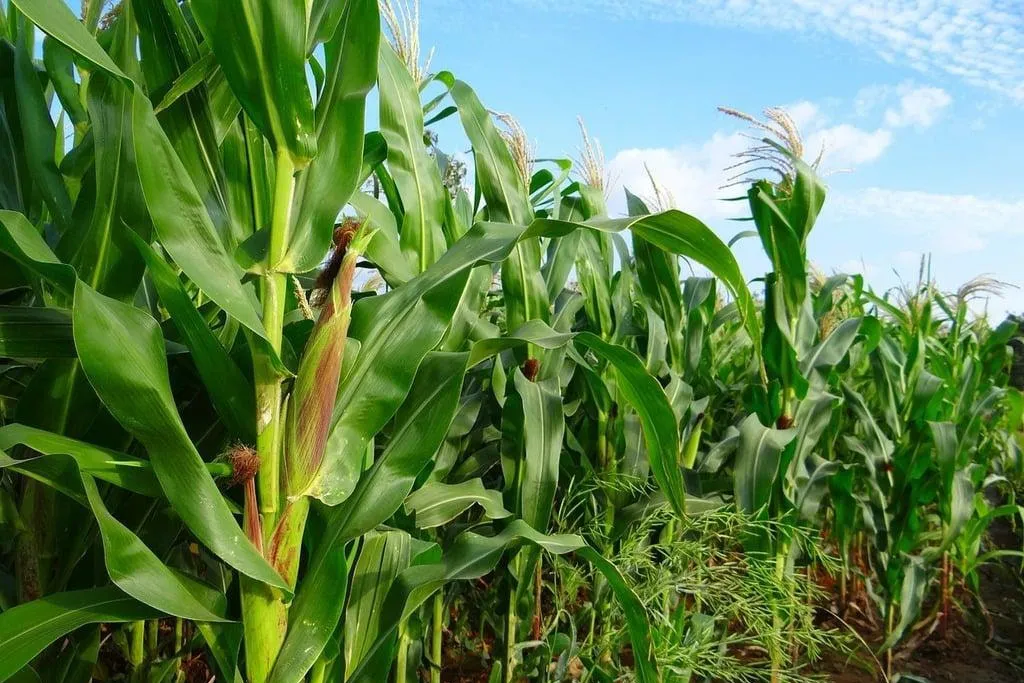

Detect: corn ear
[284, 222, 375, 500]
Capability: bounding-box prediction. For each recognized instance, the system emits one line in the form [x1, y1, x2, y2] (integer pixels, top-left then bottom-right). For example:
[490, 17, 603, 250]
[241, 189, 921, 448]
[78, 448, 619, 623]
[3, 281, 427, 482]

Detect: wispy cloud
[883, 86, 952, 128]
[854, 82, 953, 127]
[830, 188, 1024, 253]
[481, 0, 1024, 103]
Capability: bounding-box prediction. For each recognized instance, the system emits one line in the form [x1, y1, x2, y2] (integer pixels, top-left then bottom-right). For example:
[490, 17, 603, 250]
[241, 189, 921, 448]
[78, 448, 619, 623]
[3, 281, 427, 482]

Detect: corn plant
[2, 4, 1022, 683]
[0, 2, 777, 682]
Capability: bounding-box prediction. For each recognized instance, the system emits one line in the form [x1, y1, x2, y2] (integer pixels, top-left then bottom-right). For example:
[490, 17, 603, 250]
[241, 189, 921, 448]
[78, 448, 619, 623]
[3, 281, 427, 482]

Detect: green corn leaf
[841, 383, 894, 476]
[927, 422, 975, 555]
[0, 306, 76, 358]
[575, 546, 659, 682]
[346, 521, 658, 683]
[10, 0, 128, 82]
[58, 132, 93, 180]
[542, 229, 581, 301]
[734, 413, 796, 515]
[406, 478, 511, 529]
[134, 0, 235, 248]
[195, 621, 243, 683]
[633, 231, 685, 369]
[800, 316, 863, 375]
[59, 73, 151, 304]
[309, 0, 349, 49]
[41, 37, 87, 126]
[287, 0, 379, 272]
[575, 230, 614, 338]
[221, 119, 262, 250]
[546, 210, 763, 371]
[786, 389, 842, 519]
[929, 421, 958, 483]
[323, 221, 550, 506]
[0, 424, 162, 499]
[628, 188, 685, 369]
[377, 41, 447, 273]
[191, 0, 315, 166]
[0, 210, 75, 296]
[748, 181, 806, 315]
[791, 388, 840, 466]
[350, 191, 416, 284]
[792, 456, 844, 524]
[0, 586, 158, 683]
[0, 305, 186, 361]
[762, 273, 810, 398]
[71, 281, 286, 591]
[273, 320, 572, 683]
[508, 369, 563, 532]
[267, 351, 469, 683]
[130, 89, 268, 342]
[468, 320, 574, 366]
[152, 50, 216, 114]
[129, 232, 255, 442]
[438, 264, 497, 352]
[942, 469, 976, 554]
[451, 80, 549, 336]
[788, 156, 827, 242]
[79, 473, 228, 622]
[880, 556, 928, 650]
[576, 332, 686, 519]
[344, 530, 412, 674]
[13, 20, 71, 231]
[450, 82, 531, 225]
[505, 367, 565, 623]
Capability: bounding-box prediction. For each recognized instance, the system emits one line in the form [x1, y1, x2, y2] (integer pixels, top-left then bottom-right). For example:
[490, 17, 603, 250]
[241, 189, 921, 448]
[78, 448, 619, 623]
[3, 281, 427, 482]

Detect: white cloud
[473, 0, 1024, 104]
[805, 124, 892, 168]
[830, 188, 1024, 253]
[779, 102, 893, 168]
[883, 85, 952, 127]
[608, 132, 750, 220]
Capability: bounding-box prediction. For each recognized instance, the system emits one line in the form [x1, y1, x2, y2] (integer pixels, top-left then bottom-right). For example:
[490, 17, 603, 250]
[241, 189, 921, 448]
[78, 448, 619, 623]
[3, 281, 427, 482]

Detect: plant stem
[839, 550, 848, 612]
[941, 550, 950, 639]
[15, 480, 43, 603]
[505, 570, 519, 683]
[396, 623, 411, 683]
[533, 563, 543, 640]
[129, 621, 145, 682]
[255, 150, 297, 522]
[431, 590, 444, 683]
[173, 618, 183, 678]
[309, 660, 327, 683]
[244, 150, 298, 683]
[147, 619, 159, 660]
[885, 602, 895, 679]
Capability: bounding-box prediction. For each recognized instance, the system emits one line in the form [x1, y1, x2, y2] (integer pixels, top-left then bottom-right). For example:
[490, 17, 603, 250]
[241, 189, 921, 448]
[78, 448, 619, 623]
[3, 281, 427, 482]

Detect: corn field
[0, 1, 1021, 682]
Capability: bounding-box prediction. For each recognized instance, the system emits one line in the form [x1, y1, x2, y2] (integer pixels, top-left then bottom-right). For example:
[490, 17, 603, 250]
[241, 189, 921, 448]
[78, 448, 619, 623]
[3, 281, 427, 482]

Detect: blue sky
[51, 1, 1024, 316]
[415, 0, 1024, 318]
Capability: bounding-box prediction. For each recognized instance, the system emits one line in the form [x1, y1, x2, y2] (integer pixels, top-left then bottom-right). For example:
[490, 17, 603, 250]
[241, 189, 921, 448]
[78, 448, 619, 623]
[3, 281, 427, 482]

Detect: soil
[821, 512, 1024, 683]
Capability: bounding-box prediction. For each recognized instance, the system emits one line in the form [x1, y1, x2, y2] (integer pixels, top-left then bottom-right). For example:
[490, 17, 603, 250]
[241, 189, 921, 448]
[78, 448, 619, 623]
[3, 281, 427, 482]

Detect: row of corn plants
[1, 1, 1021, 682]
